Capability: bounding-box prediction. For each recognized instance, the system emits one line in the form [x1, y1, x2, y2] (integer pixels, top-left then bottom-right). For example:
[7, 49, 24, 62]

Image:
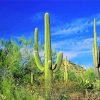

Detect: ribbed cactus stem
[44, 13, 52, 99]
[92, 18, 100, 79]
[45, 13, 51, 65]
[64, 56, 68, 85]
[53, 52, 63, 72]
[94, 19, 98, 67]
[34, 28, 44, 71]
[92, 44, 95, 66]
[31, 71, 33, 84]
[97, 47, 100, 65]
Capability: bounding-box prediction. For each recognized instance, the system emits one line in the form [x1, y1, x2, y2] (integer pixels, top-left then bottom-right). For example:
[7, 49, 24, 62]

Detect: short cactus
[30, 71, 33, 84]
[34, 13, 63, 99]
[64, 57, 68, 85]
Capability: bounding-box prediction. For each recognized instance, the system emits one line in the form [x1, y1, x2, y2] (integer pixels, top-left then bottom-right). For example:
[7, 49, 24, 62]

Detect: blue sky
[0, 0, 100, 68]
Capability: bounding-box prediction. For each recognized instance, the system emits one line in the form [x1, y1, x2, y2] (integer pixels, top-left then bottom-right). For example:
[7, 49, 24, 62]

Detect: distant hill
[61, 60, 86, 75]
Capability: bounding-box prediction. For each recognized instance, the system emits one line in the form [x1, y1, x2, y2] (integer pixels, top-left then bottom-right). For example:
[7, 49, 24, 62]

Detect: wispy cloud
[53, 37, 93, 50]
[52, 37, 100, 60]
[51, 14, 100, 36]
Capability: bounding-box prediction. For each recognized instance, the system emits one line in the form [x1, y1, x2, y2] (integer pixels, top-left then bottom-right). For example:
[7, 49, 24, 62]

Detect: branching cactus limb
[34, 13, 63, 99]
[53, 52, 63, 72]
[34, 28, 44, 71]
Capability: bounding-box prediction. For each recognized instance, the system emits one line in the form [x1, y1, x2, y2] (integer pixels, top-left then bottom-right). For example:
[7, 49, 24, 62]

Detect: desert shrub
[59, 93, 70, 100]
[1, 71, 15, 100]
[84, 67, 95, 83]
[13, 86, 45, 100]
[80, 68, 96, 90]
[68, 70, 77, 82]
[94, 80, 100, 90]
[54, 70, 63, 81]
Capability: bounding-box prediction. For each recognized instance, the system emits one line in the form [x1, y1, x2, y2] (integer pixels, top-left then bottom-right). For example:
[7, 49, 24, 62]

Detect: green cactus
[64, 57, 68, 85]
[92, 18, 100, 79]
[34, 13, 63, 99]
[30, 71, 33, 85]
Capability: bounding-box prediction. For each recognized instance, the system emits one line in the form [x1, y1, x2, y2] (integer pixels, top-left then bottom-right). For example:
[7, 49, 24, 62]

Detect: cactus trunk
[92, 18, 100, 79]
[44, 13, 53, 99]
[64, 57, 68, 85]
[31, 71, 33, 85]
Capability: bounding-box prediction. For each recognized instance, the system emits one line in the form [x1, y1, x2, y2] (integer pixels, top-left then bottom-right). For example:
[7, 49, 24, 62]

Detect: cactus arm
[34, 51, 44, 71]
[34, 28, 44, 71]
[53, 52, 63, 72]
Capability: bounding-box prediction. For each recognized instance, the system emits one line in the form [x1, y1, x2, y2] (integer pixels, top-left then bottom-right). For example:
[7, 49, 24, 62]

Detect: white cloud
[53, 37, 94, 50]
[52, 14, 100, 36]
[62, 50, 92, 60]
[52, 20, 87, 36]
[52, 37, 100, 60]
[51, 13, 100, 61]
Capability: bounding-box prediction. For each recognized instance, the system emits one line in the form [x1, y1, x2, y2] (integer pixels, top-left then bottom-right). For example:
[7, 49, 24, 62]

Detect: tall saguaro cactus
[34, 13, 63, 99]
[92, 18, 100, 79]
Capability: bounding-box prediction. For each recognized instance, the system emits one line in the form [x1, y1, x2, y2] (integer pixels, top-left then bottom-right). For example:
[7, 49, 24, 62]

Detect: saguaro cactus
[64, 57, 68, 85]
[30, 71, 33, 84]
[92, 18, 100, 79]
[34, 13, 63, 99]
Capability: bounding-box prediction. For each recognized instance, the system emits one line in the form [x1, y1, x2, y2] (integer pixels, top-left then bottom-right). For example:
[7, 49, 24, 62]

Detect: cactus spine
[64, 57, 68, 85]
[34, 13, 63, 99]
[92, 18, 100, 79]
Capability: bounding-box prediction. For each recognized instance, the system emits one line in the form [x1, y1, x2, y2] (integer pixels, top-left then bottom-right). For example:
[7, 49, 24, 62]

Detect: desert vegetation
[0, 13, 100, 100]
